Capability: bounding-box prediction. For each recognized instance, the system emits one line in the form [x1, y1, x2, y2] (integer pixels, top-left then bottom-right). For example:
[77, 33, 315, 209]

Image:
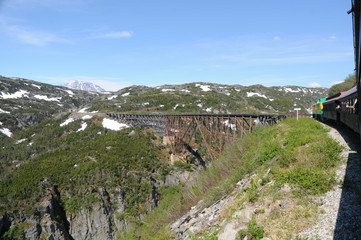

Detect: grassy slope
[118, 118, 342, 239]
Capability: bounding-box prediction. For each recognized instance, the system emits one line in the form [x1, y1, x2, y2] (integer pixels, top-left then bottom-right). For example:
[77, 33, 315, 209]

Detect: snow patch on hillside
[122, 92, 130, 97]
[247, 92, 274, 101]
[34, 95, 61, 102]
[108, 95, 117, 100]
[162, 89, 175, 92]
[247, 92, 267, 98]
[0, 128, 12, 137]
[81, 115, 92, 120]
[78, 107, 89, 113]
[31, 84, 41, 89]
[60, 118, 74, 127]
[1, 90, 29, 99]
[64, 89, 74, 95]
[196, 84, 211, 92]
[16, 138, 26, 144]
[284, 87, 301, 93]
[0, 108, 10, 114]
[102, 118, 129, 131]
[77, 122, 87, 132]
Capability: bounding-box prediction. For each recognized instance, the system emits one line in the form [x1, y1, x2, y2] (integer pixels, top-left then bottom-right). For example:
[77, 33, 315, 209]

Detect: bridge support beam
[106, 113, 286, 163]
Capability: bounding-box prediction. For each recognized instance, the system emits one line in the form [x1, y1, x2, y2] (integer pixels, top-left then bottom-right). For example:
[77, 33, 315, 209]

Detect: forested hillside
[328, 73, 356, 97]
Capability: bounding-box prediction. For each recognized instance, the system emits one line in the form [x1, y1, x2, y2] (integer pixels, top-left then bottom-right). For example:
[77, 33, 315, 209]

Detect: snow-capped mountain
[65, 80, 105, 92]
[0, 76, 100, 135]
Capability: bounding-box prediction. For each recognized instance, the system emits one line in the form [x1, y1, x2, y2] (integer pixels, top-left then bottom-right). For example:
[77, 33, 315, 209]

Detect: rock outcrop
[0, 182, 162, 239]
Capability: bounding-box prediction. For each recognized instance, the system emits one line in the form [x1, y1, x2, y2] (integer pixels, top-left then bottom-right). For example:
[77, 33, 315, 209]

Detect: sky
[0, 0, 356, 91]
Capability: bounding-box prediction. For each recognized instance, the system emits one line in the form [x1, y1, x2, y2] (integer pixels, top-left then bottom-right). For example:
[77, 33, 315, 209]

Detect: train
[312, 86, 359, 134]
[352, 0, 361, 137]
[312, 0, 361, 136]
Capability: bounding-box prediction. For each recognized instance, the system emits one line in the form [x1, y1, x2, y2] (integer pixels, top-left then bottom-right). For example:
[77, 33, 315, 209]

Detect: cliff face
[1, 194, 73, 240]
[0, 168, 198, 240]
[0, 186, 155, 240]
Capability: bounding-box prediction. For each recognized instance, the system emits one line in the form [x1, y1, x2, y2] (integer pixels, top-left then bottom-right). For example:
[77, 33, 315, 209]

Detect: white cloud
[329, 81, 343, 87]
[329, 35, 337, 40]
[0, 20, 69, 46]
[41, 76, 132, 91]
[308, 82, 322, 88]
[273, 36, 280, 41]
[96, 31, 133, 39]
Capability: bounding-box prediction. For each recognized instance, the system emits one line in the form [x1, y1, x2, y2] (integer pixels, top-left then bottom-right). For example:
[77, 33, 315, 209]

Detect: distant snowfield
[196, 84, 211, 92]
[64, 89, 74, 95]
[0, 90, 29, 99]
[31, 84, 41, 89]
[284, 87, 301, 93]
[122, 92, 130, 97]
[102, 118, 129, 131]
[162, 89, 175, 92]
[34, 95, 61, 102]
[0, 128, 12, 137]
[180, 89, 190, 93]
[81, 115, 92, 120]
[108, 95, 118, 100]
[60, 118, 74, 127]
[246, 92, 274, 101]
[78, 107, 89, 113]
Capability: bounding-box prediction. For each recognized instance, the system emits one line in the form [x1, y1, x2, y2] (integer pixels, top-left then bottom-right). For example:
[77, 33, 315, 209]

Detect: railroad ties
[106, 113, 286, 161]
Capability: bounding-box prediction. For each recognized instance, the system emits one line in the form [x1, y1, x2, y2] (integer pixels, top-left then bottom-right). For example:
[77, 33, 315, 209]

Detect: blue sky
[0, 0, 355, 91]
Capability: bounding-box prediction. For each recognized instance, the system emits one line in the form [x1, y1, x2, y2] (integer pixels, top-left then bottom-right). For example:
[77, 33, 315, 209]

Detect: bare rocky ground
[170, 122, 361, 240]
[296, 123, 361, 240]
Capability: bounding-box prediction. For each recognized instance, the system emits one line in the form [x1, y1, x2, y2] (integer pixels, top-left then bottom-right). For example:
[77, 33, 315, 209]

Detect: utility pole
[294, 108, 301, 120]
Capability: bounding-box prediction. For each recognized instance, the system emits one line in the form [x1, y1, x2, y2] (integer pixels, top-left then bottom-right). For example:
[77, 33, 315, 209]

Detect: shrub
[237, 218, 264, 240]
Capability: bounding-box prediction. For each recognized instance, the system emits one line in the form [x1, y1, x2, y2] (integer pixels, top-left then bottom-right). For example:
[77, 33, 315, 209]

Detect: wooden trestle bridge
[106, 113, 286, 162]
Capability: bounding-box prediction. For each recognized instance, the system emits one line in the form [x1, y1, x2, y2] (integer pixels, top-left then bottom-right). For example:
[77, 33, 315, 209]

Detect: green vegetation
[85, 83, 326, 115]
[237, 218, 264, 240]
[117, 118, 342, 239]
[0, 115, 168, 219]
[2, 225, 26, 240]
[0, 105, 343, 239]
[328, 72, 356, 97]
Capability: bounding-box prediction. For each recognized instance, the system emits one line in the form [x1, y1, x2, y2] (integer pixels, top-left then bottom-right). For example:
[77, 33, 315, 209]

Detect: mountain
[0, 76, 101, 135]
[0, 76, 329, 138]
[86, 83, 328, 115]
[65, 80, 106, 92]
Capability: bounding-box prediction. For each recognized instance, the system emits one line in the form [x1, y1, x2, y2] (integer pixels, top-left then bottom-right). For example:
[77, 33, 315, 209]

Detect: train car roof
[323, 86, 357, 104]
[338, 86, 357, 100]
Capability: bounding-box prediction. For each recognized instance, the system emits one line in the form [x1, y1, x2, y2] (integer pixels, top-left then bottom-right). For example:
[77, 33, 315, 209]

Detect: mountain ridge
[0, 75, 328, 137]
